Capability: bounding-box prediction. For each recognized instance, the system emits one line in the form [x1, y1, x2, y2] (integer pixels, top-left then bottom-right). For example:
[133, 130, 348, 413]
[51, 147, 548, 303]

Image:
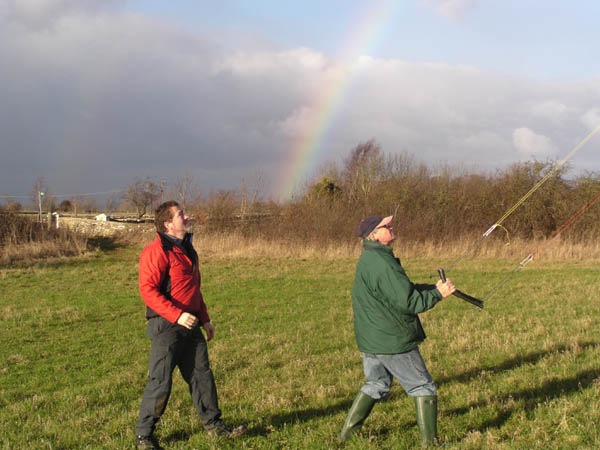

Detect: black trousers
[135, 317, 221, 436]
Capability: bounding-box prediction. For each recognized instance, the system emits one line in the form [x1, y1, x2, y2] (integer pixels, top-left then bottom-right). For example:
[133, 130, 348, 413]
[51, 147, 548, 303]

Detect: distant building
[95, 213, 109, 222]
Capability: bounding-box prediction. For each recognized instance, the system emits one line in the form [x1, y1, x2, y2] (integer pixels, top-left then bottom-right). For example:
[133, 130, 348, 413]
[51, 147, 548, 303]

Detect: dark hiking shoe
[136, 434, 161, 449]
[204, 420, 247, 438]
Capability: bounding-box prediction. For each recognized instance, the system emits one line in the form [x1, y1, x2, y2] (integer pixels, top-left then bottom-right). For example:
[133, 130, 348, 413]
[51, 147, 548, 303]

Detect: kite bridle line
[481, 189, 600, 301]
[445, 123, 600, 274]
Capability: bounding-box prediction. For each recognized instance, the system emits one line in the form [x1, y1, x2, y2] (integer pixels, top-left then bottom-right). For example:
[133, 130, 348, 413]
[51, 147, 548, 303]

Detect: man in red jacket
[135, 201, 245, 449]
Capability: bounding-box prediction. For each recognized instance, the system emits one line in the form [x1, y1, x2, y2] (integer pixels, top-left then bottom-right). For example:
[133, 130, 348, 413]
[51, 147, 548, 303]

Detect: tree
[2, 196, 22, 212]
[104, 194, 120, 214]
[239, 171, 265, 219]
[172, 172, 199, 211]
[342, 139, 384, 202]
[59, 200, 73, 212]
[204, 190, 238, 226]
[310, 176, 343, 202]
[30, 176, 52, 221]
[124, 177, 162, 219]
[71, 196, 84, 217]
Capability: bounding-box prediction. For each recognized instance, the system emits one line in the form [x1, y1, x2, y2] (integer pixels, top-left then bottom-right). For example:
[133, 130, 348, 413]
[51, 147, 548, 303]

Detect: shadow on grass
[162, 425, 202, 446]
[243, 399, 355, 437]
[445, 364, 600, 440]
[87, 235, 123, 252]
[437, 340, 599, 386]
[148, 342, 600, 444]
[434, 340, 600, 443]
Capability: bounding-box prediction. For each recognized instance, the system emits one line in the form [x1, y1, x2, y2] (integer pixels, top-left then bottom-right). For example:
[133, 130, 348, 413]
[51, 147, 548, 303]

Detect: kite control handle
[438, 267, 446, 282]
[437, 267, 484, 309]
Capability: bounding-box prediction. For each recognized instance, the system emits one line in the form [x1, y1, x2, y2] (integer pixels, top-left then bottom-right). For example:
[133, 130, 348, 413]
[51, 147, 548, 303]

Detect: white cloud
[422, 0, 478, 21]
[512, 128, 557, 156]
[216, 47, 329, 75]
[530, 100, 571, 122]
[462, 131, 508, 153]
[275, 107, 314, 138]
[581, 108, 600, 130]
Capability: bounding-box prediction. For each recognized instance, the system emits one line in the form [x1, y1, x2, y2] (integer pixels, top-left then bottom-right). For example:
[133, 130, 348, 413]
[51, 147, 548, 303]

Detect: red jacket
[139, 233, 210, 324]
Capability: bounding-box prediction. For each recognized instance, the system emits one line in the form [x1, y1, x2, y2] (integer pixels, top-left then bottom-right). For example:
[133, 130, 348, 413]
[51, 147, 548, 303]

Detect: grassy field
[1, 244, 599, 449]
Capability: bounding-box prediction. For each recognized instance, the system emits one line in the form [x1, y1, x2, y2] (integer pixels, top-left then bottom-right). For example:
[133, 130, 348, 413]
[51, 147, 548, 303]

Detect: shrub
[0, 213, 89, 265]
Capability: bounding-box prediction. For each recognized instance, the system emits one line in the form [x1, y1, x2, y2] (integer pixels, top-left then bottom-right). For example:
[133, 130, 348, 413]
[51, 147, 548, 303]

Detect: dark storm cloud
[0, 2, 308, 196]
[1, 0, 599, 201]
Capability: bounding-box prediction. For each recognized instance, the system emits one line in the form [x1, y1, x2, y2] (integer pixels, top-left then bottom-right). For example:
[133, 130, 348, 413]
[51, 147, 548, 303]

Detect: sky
[1, 0, 599, 204]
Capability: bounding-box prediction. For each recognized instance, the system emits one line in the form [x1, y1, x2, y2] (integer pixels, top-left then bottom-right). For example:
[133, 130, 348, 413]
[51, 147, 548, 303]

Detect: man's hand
[177, 312, 199, 330]
[203, 322, 215, 341]
[436, 279, 456, 298]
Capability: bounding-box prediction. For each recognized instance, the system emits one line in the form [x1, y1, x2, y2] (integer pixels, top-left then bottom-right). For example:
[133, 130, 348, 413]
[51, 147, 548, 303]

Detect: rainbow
[275, 1, 394, 199]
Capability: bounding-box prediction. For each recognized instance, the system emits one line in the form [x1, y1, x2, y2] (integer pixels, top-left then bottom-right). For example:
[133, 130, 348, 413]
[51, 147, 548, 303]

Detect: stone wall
[59, 217, 155, 237]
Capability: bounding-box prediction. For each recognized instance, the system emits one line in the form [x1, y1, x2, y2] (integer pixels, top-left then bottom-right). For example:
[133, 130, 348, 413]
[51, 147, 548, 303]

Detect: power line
[51, 189, 125, 198]
[1, 188, 124, 200]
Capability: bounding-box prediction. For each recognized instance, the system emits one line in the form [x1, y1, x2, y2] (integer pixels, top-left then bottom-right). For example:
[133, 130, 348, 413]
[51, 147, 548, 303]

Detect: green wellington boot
[414, 395, 438, 447]
[338, 391, 376, 443]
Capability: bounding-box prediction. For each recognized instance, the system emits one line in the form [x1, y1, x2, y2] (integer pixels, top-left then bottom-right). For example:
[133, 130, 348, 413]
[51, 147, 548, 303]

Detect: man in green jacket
[339, 215, 456, 446]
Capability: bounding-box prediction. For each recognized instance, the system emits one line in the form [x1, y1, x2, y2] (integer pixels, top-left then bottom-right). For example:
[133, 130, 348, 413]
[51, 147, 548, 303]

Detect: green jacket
[352, 240, 443, 354]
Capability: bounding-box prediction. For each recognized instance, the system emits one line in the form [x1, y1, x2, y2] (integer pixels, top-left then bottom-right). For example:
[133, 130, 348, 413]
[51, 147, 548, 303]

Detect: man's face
[165, 206, 188, 238]
[374, 223, 396, 246]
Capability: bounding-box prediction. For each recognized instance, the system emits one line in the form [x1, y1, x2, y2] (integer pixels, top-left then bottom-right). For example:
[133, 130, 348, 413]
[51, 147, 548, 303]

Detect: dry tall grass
[4, 211, 597, 267]
[0, 213, 89, 266]
[126, 227, 600, 261]
[0, 238, 89, 266]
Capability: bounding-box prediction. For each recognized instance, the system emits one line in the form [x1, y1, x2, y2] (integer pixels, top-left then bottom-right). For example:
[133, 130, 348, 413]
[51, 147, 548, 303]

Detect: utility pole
[159, 179, 166, 204]
[38, 191, 45, 223]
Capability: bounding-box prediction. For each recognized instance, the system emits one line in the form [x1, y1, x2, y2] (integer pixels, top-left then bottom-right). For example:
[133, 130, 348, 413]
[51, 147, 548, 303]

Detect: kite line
[445, 124, 600, 274]
[482, 189, 600, 301]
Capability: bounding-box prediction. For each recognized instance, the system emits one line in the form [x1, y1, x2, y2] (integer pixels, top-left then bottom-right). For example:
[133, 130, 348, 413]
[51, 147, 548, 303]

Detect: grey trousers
[135, 317, 221, 436]
[360, 348, 437, 399]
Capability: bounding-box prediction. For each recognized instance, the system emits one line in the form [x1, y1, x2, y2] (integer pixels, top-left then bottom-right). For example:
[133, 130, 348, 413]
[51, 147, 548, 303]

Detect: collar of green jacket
[362, 239, 393, 253]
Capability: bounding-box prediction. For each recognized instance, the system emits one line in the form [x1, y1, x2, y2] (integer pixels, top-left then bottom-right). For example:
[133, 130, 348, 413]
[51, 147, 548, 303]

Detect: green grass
[1, 247, 599, 449]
